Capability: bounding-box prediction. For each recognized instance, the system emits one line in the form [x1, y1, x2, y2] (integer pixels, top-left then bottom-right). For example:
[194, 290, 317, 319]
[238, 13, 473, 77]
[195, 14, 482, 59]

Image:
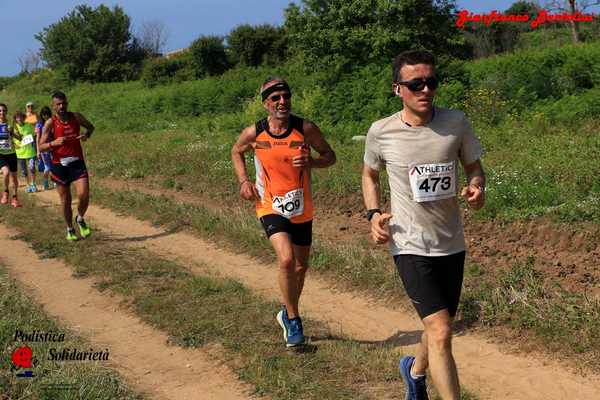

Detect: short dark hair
[392, 50, 436, 83]
[52, 91, 67, 101]
[0, 103, 7, 111]
[40, 106, 52, 120]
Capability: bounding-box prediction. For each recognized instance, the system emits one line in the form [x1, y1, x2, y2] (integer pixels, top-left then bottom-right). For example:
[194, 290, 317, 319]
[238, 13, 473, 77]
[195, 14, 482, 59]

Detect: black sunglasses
[269, 92, 292, 102]
[398, 77, 438, 92]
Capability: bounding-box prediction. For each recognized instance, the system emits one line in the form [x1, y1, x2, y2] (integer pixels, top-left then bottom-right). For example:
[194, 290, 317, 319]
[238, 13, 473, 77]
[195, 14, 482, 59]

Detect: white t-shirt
[363, 107, 482, 256]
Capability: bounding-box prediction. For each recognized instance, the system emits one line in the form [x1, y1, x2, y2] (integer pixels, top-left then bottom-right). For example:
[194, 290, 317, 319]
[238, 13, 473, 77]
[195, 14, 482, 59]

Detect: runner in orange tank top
[231, 77, 336, 348]
[254, 114, 313, 224]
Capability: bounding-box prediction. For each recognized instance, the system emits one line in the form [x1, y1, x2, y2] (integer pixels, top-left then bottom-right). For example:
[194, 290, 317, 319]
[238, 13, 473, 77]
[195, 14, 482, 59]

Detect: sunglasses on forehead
[269, 92, 291, 102]
[398, 77, 439, 92]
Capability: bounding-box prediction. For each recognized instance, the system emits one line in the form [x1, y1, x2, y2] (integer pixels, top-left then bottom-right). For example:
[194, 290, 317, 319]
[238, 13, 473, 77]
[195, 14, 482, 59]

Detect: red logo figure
[12, 346, 33, 368]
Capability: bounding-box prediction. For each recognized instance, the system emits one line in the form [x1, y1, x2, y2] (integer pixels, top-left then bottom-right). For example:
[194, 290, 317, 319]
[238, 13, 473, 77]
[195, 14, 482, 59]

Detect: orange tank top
[254, 115, 313, 223]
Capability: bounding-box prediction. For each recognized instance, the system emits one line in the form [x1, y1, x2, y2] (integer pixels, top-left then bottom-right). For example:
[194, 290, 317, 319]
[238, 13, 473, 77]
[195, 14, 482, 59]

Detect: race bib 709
[272, 188, 304, 218]
[409, 161, 456, 202]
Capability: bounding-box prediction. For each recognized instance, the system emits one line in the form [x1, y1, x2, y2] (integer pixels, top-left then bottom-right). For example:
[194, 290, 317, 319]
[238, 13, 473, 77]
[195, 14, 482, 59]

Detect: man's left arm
[461, 159, 486, 210]
[295, 120, 336, 169]
[74, 112, 95, 140]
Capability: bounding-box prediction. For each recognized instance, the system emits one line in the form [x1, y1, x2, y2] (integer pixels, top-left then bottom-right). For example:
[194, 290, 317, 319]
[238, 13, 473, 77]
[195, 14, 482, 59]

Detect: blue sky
[0, 0, 597, 76]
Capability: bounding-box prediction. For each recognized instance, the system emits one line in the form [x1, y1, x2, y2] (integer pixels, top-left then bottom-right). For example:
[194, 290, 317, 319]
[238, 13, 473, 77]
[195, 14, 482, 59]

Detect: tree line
[13, 0, 600, 87]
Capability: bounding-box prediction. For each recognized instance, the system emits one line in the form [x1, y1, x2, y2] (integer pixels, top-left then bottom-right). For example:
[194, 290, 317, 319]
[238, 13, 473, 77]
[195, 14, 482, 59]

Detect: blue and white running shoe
[399, 356, 428, 400]
[276, 306, 305, 347]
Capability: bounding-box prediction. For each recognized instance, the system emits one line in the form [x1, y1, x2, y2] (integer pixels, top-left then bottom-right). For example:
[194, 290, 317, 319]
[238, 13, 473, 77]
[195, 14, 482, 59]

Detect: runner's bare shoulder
[240, 124, 258, 148]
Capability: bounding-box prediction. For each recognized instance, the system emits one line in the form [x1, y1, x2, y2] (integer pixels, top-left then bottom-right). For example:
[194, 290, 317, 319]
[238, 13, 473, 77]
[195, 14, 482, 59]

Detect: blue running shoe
[287, 317, 305, 347]
[276, 306, 290, 343]
[399, 356, 428, 400]
[276, 306, 305, 347]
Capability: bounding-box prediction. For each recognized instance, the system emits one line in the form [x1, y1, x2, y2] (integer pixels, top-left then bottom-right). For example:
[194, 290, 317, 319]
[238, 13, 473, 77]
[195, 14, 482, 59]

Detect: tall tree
[546, 0, 600, 42]
[463, 1, 541, 58]
[137, 20, 170, 56]
[227, 24, 287, 66]
[284, 0, 470, 70]
[189, 36, 230, 77]
[36, 4, 145, 82]
[17, 49, 42, 75]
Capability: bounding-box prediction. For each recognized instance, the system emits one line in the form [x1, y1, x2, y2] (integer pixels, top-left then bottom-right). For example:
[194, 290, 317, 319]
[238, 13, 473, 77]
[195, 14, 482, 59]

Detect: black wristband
[366, 209, 381, 221]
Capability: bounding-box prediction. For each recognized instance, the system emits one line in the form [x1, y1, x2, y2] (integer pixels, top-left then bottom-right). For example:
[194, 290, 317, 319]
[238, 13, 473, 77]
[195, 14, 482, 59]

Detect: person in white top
[362, 49, 485, 400]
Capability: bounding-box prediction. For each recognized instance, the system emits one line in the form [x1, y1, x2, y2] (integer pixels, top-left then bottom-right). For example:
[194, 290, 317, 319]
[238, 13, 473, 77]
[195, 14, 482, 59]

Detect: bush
[527, 87, 600, 126]
[435, 81, 467, 110]
[0, 76, 20, 90]
[3, 68, 72, 101]
[227, 24, 287, 67]
[284, 0, 470, 71]
[466, 42, 600, 109]
[140, 54, 195, 87]
[189, 36, 231, 78]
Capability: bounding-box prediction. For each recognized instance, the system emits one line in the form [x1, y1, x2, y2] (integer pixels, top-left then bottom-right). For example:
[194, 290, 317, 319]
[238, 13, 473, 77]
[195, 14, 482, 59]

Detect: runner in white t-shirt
[362, 50, 486, 400]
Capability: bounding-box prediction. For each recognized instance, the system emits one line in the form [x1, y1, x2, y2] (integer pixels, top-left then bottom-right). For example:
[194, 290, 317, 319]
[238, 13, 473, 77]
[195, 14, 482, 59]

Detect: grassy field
[87, 182, 600, 371]
[0, 195, 485, 399]
[0, 266, 143, 400]
[3, 41, 600, 223]
[1, 38, 598, 394]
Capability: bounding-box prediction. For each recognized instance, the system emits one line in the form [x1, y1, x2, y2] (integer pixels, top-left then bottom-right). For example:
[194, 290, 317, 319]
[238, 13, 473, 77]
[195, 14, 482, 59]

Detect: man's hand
[461, 184, 485, 210]
[52, 136, 67, 147]
[292, 145, 311, 169]
[240, 180, 259, 201]
[370, 212, 392, 245]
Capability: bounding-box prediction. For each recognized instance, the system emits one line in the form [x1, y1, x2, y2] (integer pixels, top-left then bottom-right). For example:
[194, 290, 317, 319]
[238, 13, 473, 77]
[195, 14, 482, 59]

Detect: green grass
[1, 195, 444, 400]
[0, 267, 143, 400]
[74, 100, 600, 224]
[516, 26, 600, 51]
[474, 112, 600, 221]
[88, 182, 600, 372]
[89, 183, 402, 298]
[461, 259, 600, 370]
[4, 41, 600, 223]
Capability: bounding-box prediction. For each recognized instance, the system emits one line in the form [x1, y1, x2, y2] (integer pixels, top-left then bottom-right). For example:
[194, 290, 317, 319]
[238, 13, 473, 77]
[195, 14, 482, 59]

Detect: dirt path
[31, 189, 600, 399]
[100, 177, 600, 297]
[0, 224, 255, 400]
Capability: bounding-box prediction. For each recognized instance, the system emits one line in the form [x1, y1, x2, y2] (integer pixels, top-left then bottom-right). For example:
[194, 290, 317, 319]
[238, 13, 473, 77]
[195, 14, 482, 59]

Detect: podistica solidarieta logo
[10, 329, 110, 379]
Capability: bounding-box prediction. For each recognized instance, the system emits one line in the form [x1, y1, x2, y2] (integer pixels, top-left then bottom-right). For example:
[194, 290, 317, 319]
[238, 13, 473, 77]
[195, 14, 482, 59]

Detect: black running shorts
[50, 160, 88, 186]
[259, 214, 312, 246]
[0, 153, 18, 172]
[394, 251, 465, 319]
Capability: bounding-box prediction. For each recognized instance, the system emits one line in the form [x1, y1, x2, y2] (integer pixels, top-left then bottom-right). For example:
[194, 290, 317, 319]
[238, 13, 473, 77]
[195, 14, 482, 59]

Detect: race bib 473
[409, 161, 456, 202]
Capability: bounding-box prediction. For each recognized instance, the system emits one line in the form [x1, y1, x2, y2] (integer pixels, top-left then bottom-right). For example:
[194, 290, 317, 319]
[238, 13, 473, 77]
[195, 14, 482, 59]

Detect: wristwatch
[473, 184, 485, 193]
[366, 208, 381, 221]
